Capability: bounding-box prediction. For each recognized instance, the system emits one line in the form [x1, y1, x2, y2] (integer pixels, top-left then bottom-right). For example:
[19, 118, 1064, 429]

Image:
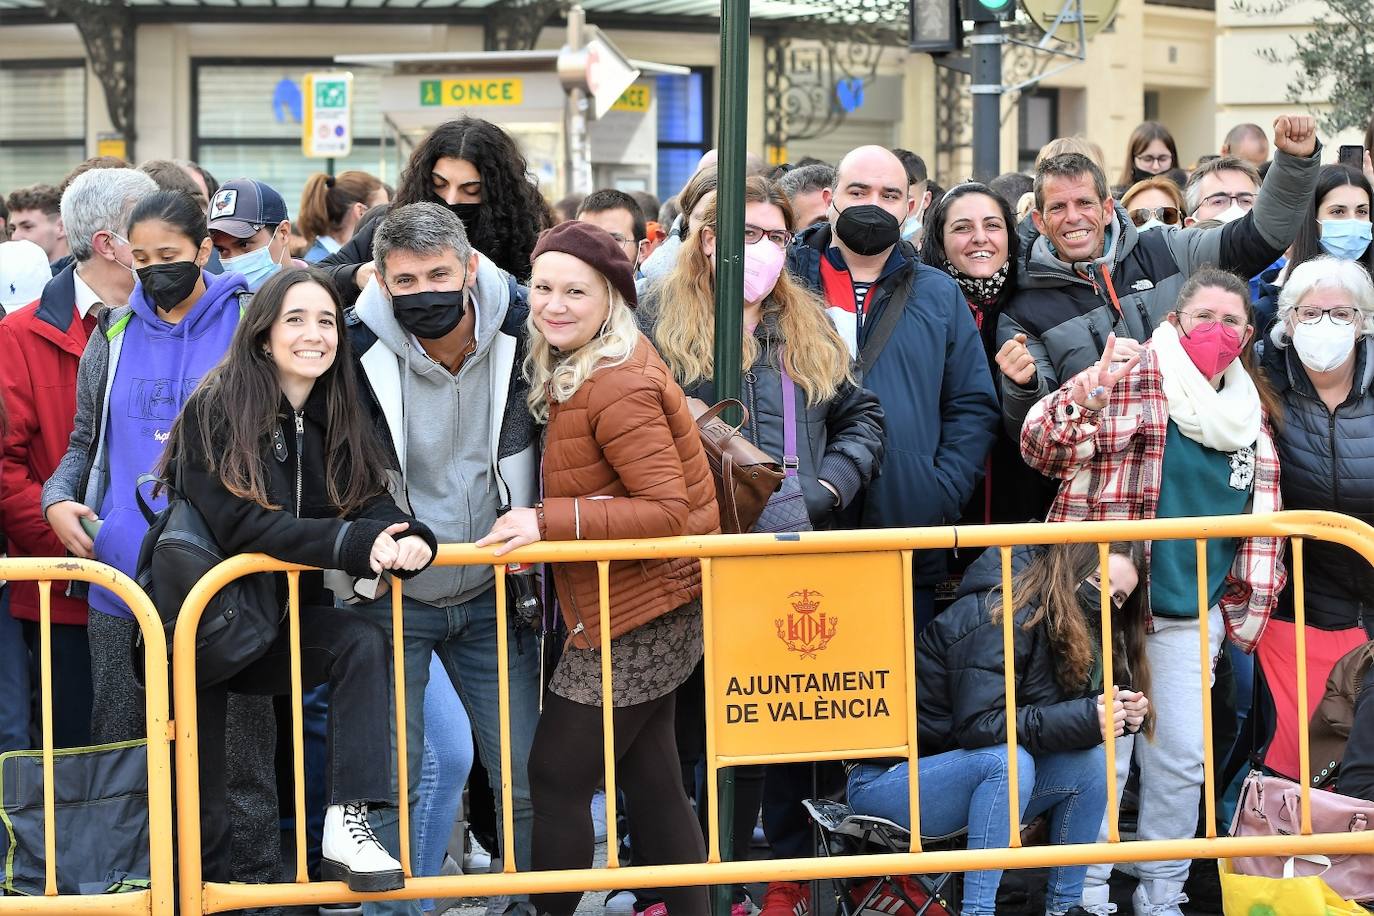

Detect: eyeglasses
[606, 232, 639, 251]
[1134, 153, 1173, 168]
[744, 224, 793, 248]
[1200, 192, 1257, 212]
[1296, 305, 1361, 325]
[1129, 206, 1181, 227]
[1178, 308, 1248, 331]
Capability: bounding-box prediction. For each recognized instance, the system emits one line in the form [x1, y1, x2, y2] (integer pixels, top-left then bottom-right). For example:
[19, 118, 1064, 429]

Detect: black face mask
[137, 260, 202, 314]
[1076, 579, 1113, 620]
[1131, 166, 1156, 184]
[833, 204, 901, 256]
[391, 288, 467, 340]
[446, 202, 481, 231]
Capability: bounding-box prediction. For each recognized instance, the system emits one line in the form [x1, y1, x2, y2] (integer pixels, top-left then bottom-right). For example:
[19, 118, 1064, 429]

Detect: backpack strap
[134, 472, 183, 525]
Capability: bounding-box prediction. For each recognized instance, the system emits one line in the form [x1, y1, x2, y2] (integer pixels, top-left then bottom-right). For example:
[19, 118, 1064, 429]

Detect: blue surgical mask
[221, 243, 283, 291]
[900, 214, 922, 241]
[1319, 219, 1373, 261]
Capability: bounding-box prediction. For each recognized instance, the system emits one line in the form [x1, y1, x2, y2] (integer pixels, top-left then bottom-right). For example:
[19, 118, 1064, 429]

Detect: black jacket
[177, 385, 438, 607]
[915, 545, 1104, 756]
[1263, 336, 1374, 630]
[640, 304, 886, 528]
[318, 214, 384, 308]
[1340, 666, 1374, 802]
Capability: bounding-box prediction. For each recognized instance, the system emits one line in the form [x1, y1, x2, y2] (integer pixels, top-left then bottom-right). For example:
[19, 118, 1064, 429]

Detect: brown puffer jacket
[536, 335, 720, 648]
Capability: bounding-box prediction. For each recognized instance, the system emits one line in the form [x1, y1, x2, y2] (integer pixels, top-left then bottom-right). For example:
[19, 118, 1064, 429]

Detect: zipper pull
[295, 411, 304, 434]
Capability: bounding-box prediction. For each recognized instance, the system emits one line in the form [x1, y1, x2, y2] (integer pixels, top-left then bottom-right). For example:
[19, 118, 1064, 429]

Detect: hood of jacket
[353, 251, 511, 367]
[954, 543, 1042, 601]
[1017, 203, 1135, 291]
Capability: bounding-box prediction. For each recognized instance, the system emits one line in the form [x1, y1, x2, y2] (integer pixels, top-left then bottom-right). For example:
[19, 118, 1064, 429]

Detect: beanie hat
[530, 220, 638, 309]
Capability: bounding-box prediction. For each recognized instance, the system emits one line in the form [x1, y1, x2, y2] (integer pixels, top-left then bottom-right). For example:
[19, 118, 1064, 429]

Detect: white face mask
[1291, 315, 1357, 373]
[1216, 203, 1248, 224]
[1137, 218, 1164, 233]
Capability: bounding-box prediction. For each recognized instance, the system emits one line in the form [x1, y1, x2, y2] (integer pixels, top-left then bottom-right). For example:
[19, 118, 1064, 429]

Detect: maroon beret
[530, 220, 638, 309]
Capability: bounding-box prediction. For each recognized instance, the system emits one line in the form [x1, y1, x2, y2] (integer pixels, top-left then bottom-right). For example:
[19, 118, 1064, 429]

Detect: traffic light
[965, 0, 1013, 22]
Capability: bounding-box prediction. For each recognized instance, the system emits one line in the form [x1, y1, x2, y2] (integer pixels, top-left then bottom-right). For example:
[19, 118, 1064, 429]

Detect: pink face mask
[742, 238, 787, 304]
[1178, 320, 1245, 378]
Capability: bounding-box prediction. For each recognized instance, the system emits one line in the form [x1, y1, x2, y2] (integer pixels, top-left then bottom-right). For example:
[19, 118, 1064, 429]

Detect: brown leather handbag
[687, 398, 783, 534]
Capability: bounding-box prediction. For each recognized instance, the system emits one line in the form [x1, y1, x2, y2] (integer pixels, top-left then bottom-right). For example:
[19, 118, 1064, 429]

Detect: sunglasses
[1129, 206, 1181, 227]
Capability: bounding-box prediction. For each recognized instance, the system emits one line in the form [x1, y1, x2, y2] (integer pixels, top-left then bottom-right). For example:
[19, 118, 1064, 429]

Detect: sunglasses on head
[1129, 206, 1181, 227]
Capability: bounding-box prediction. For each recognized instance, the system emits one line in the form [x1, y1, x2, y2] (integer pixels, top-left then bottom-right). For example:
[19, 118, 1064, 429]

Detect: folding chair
[803, 798, 962, 916]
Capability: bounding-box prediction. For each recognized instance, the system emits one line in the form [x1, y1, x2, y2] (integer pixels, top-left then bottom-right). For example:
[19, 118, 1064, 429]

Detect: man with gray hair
[0, 166, 155, 750]
[778, 162, 836, 230]
[346, 201, 540, 916]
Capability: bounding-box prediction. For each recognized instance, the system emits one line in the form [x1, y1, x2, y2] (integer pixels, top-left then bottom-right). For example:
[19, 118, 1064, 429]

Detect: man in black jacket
[996, 114, 1321, 434]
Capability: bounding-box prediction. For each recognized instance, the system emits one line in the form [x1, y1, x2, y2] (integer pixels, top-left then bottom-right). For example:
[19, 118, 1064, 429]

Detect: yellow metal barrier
[0, 558, 174, 916]
[169, 510, 1374, 912]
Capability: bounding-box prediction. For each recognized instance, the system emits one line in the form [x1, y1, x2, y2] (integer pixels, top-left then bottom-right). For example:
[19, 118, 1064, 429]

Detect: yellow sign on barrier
[708, 552, 909, 760]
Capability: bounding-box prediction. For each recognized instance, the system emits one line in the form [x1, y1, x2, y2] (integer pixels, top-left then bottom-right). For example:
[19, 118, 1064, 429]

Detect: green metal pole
[714, 3, 748, 915]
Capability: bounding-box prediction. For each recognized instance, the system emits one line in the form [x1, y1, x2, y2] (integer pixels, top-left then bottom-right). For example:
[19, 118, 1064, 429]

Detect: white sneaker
[321, 803, 405, 893]
[605, 889, 638, 915]
[1131, 879, 1188, 916]
[1079, 883, 1117, 915]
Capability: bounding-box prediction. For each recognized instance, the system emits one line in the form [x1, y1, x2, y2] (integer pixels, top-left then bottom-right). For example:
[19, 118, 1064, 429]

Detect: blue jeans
[0, 588, 30, 753]
[847, 744, 1107, 915]
[416, 652, 474, 912]
[352, 586, 539, 916]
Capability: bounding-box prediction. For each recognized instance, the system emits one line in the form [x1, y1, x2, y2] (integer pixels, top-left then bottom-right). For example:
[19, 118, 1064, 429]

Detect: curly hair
[394, 118, 552, 280]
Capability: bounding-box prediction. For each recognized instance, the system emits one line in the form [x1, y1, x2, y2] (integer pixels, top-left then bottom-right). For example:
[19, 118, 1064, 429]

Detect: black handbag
[133, 472, 279, 688]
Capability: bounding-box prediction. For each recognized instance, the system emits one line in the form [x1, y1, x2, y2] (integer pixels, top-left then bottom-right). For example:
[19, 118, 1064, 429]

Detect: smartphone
[1339, 144, 1364, 170]
[79, 515, 103, 539]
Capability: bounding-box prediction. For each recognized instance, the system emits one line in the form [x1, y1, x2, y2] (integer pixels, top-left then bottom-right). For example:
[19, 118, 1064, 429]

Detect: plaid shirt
[1021, 347, 1286, 652]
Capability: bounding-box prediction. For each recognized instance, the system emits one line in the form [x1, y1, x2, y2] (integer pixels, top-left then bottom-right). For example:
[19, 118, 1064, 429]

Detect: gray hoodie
[353, 257, 521, 606]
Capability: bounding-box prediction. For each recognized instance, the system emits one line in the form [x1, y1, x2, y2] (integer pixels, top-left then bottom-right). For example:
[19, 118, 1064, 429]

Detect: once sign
[420, 78, 525, 107]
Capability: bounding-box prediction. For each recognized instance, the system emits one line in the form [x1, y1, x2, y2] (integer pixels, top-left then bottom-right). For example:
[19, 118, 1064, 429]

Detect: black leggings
[530, 690, 708, 916]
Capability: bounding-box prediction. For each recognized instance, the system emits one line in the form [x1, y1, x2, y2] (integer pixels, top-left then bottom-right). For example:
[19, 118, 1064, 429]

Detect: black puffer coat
[639, 300, 886, 528]
[1262, 336, 1374, 630]
[916, 545, 1105, 756]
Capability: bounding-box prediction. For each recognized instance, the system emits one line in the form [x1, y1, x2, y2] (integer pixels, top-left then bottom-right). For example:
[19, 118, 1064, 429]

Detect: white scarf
[1150, 321, 1261, 452]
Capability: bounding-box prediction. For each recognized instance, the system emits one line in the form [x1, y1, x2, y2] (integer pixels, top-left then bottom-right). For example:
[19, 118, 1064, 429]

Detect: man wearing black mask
[769, 144, 999, 916]
[345, 201, 541, 916]
[787, 146, 999, 591]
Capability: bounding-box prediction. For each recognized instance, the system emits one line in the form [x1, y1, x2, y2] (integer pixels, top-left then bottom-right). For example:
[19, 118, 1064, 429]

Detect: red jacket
[0, 265, 92, 625]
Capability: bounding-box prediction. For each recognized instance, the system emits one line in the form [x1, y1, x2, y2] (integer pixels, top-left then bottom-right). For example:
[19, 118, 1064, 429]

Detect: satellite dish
[1019, 0, 1120, 42]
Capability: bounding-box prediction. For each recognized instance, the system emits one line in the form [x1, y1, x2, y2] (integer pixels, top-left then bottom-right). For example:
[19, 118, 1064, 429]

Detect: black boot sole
[321, 857, 406, 893]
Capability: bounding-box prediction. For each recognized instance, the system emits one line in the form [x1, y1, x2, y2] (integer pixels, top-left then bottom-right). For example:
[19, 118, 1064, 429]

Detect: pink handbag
[1228, 769, 1374, 901]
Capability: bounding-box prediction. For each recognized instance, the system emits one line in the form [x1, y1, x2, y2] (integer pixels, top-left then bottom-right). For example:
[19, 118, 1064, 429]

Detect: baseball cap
[0, 239, 53, 313]
[208, 178, 289, 238]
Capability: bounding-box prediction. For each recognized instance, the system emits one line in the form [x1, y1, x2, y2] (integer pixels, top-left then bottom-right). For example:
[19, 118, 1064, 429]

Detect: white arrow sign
[584, 34, 641, 119]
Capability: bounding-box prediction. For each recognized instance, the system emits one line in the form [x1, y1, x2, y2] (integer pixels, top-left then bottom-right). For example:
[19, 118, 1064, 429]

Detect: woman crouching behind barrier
[477, 222, 720, 916]
[159, 267, 438, 892]
[847, 541, 1152, 916]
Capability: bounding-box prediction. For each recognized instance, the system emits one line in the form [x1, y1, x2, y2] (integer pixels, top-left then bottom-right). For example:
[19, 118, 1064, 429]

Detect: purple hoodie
[88, 269, 248, 619]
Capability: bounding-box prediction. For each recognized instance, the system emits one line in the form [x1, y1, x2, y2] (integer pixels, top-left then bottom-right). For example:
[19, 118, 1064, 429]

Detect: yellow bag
[1220, 857, 1366, 915]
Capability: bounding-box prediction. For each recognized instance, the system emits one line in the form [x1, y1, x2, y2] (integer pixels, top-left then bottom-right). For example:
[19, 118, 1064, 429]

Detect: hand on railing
[476, 507, 544, 558]
[1099, 693, 1127, 739]
[1120, 688, 1150, 735]
[369, 523, 433, 574]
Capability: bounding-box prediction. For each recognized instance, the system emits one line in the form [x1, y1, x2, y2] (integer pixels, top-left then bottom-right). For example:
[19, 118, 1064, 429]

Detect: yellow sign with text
[611, 83, 652, 113]
[707, 551, 911, 760]
[420, 78, 524, 107]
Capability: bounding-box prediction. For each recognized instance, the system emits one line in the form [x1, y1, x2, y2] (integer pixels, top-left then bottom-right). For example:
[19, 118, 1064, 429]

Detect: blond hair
[524, 278, 639, 423]
[650, 176, 852, 405]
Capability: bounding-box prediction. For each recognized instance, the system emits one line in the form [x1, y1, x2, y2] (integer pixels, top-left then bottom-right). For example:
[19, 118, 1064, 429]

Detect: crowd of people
[3, 110, 1374, 916]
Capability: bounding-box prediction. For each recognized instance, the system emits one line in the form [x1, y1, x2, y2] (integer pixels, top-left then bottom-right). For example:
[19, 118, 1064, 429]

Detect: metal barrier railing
[166, 510, 1374, 913]
[0, 558, 174, 916]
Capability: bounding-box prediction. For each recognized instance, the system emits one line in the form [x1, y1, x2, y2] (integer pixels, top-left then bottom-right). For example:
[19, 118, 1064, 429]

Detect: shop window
[655, 69, 712, 205]
[0, 62, 86, 189]
[192, 60, 388, 219]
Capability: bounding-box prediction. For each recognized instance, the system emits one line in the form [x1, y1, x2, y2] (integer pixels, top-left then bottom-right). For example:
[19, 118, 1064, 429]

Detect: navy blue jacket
[787, 224, 999, 580]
